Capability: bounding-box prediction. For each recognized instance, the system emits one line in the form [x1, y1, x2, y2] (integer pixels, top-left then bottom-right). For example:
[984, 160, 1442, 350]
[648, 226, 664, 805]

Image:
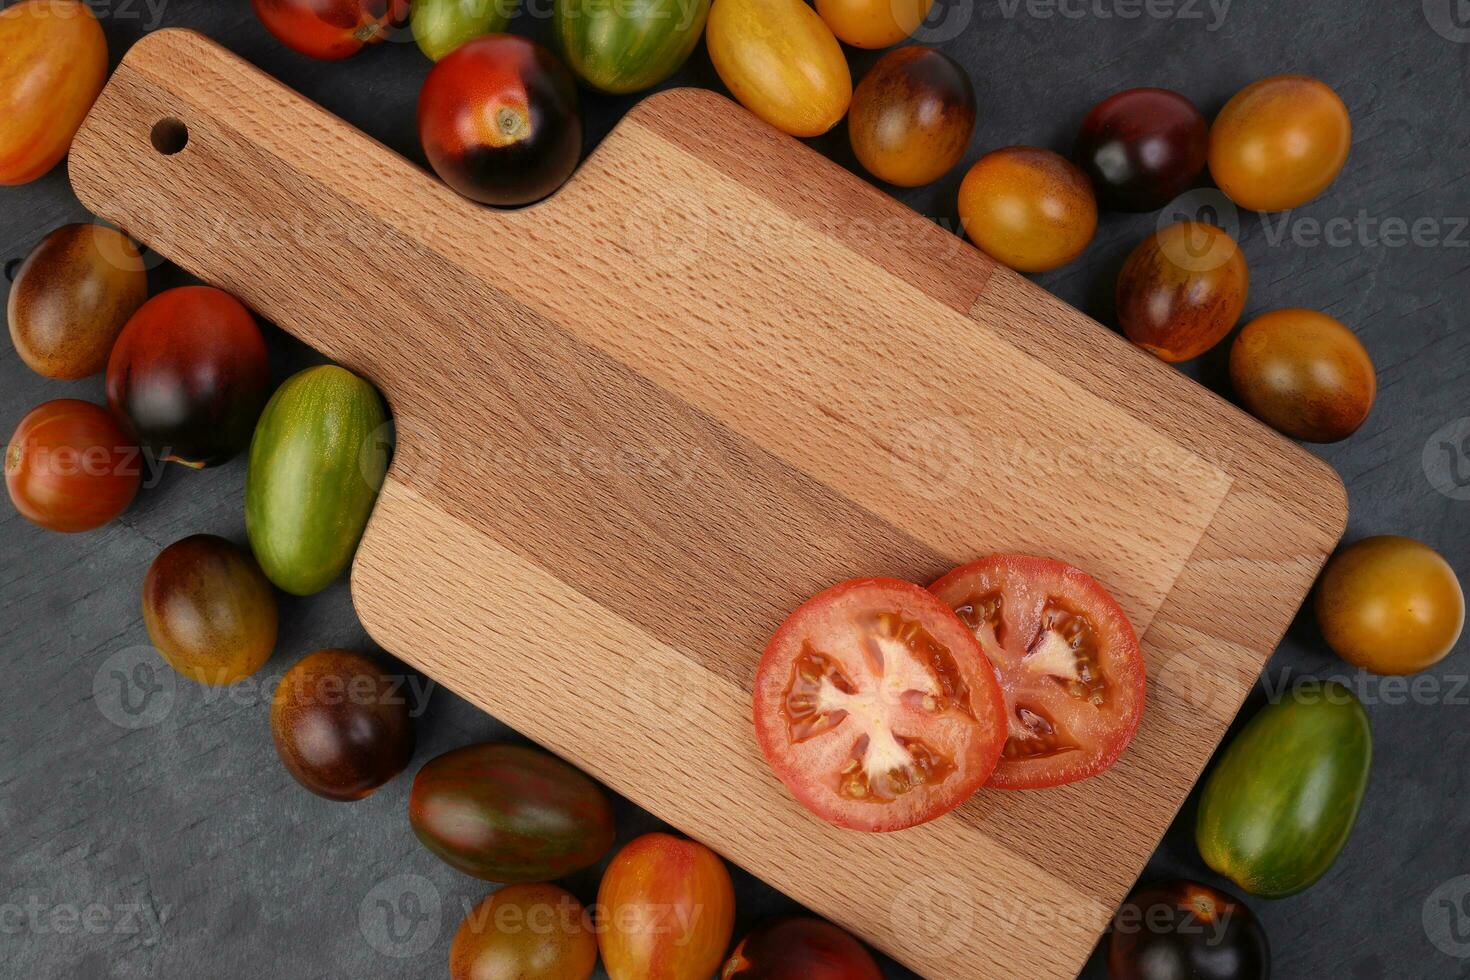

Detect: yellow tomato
[0, 0, 108, 185]
[1209, 75, 1351, 212]
[958, 147, 1098, 273]
[815, 0, 933, 48]
[707, 0, 852, 138]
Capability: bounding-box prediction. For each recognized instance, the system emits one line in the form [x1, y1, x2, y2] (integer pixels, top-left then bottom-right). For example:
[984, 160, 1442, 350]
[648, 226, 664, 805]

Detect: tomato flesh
[754, 578, 1006, 831]
[930, 556, 1146, 789]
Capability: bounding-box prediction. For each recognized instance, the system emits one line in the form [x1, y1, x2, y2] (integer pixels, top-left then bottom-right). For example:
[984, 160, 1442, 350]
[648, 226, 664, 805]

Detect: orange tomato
[1209, 75, 1351, 212]
[0, 0, 108, 185]
[958, 147, 1098, 273]
[815, 0, 933, 48]
[1116, 222, 1248, 362]
[596, 833, 735, 980]
[849, 46, 975, 187]
[1229, 308, 1376, 442]
[707, 0, 851, 138]
[450, 884, 597, 980]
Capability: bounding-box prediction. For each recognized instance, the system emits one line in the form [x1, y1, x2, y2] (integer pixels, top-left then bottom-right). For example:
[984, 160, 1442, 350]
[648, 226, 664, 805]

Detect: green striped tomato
[554, 0, 711, 95]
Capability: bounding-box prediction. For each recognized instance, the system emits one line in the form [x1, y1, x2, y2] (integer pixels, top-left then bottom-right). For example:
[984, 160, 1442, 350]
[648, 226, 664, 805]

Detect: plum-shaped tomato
[815, 0, 932, 49]
[8, 224, 148, 380]
[6, 400, 140, 533]
[251, 0, 409, 60]
[0, 0, 108, 185]
[598, 834, 735, 980]
[958, 147, 1097, 273]
[1074, 87, 1207, 212]
[849, 46, 975, 188]
[1316, 536, 1464, 677]
[106, 286, 271, 469]
[419, 35, 583, 207]
[722, 918, 882, 979]
[271, 649, 416, 801]
[1229, 308, 1375, 442]
[1117, 222, 1247, 362]
[450, 884, 597, 980]
[143, 535, 278, 686]
[410, 743, 615, 882]
[1109, 880, 1270, 980]
[1209, 75, 1351, 212]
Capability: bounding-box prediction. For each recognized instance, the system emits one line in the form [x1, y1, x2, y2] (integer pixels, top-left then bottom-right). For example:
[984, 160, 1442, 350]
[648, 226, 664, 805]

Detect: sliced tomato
[929, 556, 1146, 790]
[753, 578, 1007, 832]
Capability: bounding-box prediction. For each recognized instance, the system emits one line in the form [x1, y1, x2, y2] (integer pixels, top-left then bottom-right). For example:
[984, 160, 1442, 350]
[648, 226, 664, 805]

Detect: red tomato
[6, 399, 141, 532]
[754, 578, 1006, 832]
[251, 0, 409, 60]
[929, 556, 1145, 789]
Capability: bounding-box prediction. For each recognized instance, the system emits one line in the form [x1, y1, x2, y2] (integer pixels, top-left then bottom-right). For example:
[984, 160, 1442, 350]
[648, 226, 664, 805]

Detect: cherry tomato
[722, 917, 882, 979]
[270, 649, 416, 801]
[1315, 536, 1464, 676]
[597, 834, 735, 980]
[0, 0, 108, 185]
[1108, 880, 1270, 980]
[1229, 308, 1375, 442]
[958, 147, 1098, 273]
[1116, 221, 1248, 362]
[5, 400, 140, 533]
[8, 224, 148, 380]
[419, 34, 583, 207]
[848, 46, 975, 188]
[143, 535, 278, 686]
[1209, 75, 1351, 212]
[451, 883, 597, 980]
[106, 286, 271, 469]
[251, 0, 409, 60]
[754, 578, 1006, 831]
[707, 0, 852, 138]
[413, 0, 518, 62]
[1073, 87, 1207, 212]
[929, 556, 1146, 789]
[814, 0, 932, 49]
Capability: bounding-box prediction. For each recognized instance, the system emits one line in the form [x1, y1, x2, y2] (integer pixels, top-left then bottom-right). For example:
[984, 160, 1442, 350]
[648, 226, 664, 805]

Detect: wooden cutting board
[68, 29, 1346, 979]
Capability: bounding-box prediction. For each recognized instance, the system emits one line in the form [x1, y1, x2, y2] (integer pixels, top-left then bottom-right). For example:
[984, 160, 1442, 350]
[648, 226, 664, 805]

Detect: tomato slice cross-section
[930, 556, 1147, 790]
[754, 578, 1008, 831]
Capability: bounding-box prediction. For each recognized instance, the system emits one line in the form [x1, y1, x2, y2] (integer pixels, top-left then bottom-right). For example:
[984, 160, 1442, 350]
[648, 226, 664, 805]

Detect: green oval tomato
[412, 0, 519, 61]
[554, 0, 711, 95]
[409, 743, 616, 882]
[245, 365, 388, 596]
[1196, 681, 1372, 898]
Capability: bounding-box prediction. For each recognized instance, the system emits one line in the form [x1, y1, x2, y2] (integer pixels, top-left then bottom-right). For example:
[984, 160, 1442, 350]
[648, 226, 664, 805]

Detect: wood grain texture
[67, 30, 1347, 979]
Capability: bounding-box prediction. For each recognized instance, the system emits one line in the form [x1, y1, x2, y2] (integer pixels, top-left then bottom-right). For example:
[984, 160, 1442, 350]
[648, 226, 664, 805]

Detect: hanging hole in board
[151, 117, 189, 155]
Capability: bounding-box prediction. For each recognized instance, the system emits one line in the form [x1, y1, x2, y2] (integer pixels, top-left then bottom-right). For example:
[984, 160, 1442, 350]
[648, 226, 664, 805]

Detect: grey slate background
[2, 1, 1469, 977]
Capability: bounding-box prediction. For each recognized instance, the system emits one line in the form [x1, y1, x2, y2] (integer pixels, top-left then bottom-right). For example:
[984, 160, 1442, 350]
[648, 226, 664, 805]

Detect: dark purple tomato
[722, 918, 882, 979]
[1074, 88, 1208, 212]
[418, 34, 582, 207]
[270, 649, 416, 801]
[1108, 880, 1269, 980]
[409, 743, 615, 882]
[105, 286, 270, 468]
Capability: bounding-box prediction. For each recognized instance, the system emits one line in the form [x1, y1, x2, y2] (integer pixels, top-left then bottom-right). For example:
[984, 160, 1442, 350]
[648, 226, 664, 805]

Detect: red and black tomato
[1074, 88, 1208, 212]
[106, 286, 271, 469]
[1108, 880, 1270, 980]
[418, 34, 583, 207]
[251, 0, 409, 60]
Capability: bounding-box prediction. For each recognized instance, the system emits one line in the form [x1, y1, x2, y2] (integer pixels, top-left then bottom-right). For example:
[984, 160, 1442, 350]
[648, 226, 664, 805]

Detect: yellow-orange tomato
[707, 0, 851, 138]
[1316, 536, 1464, 676]
[450, 884, 597, 980]
[1230, 309, 1376, 442]
[1209, 75, 1351, 212]
[0, 0, 108, 185]
[1116, 222, 1248, 362]
[958, 147, 1097, 273]
[815, 0, 933, 48]
[597, 833, 735, 980]
[849, 46, 975, 187]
